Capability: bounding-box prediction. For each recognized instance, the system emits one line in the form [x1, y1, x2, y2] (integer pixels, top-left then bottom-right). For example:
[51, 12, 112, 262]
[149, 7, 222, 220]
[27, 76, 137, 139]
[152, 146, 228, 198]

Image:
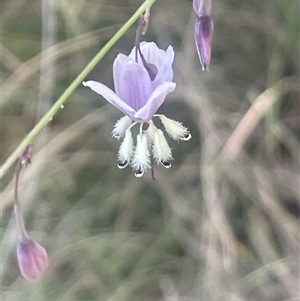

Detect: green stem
[0, 0, 157, 179]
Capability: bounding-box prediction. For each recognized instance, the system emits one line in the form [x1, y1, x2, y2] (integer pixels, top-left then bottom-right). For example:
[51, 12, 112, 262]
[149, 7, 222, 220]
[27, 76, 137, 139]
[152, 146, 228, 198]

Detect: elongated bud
[194, 15, 213, 71]
[17, 238, 49, 280]
[193, 0, 212, 16]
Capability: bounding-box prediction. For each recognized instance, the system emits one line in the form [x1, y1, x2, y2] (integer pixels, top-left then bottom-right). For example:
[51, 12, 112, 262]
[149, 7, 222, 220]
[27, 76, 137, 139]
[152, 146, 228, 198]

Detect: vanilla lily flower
[83, 42, 191, 177]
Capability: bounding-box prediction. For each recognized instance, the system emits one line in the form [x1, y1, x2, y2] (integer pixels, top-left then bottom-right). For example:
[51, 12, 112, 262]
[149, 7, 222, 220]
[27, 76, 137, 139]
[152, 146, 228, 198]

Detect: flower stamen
[161, 161, 172, 168]
[117, 128, 134, 168]
[112, 116, 132, 139]
[156, 115, 191, 141]
[117, 161, 129, 169]
[134, 169, 144, 178]
[131, 133, 151, 175]
[152, 129, 173, 164]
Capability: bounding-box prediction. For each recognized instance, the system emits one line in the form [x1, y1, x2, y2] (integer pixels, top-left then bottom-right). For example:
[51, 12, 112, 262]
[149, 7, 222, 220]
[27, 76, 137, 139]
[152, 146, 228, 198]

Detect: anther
[134, 169, 144, 177]
[113, 133, 120, 139]
[182, 133, 192, 141]
[117, 161, 129, 169]
[161, 161, 172, 168]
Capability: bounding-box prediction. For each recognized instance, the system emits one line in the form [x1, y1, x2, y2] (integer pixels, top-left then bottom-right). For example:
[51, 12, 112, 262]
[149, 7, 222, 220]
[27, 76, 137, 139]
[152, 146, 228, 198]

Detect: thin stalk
[14, 160, 29, 241]
[0, 0, 157, 179]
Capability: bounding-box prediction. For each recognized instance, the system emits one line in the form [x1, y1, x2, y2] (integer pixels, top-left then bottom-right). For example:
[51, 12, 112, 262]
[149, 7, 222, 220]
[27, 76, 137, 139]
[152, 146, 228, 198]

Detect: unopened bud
[17, 239, 49, 280]
[194, 15, 213, 71]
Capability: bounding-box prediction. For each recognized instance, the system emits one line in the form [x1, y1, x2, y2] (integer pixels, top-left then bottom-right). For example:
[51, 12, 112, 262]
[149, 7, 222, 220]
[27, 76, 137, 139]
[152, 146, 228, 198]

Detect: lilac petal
[82, 80, 136, 118]
[115, 61, 153, 111]
[193, 0, 212, 16]
[134, 82, 176, 121]
[113, 54, 131, 97]
[194, 15, 213, 71]
[152, 46, 174, 88]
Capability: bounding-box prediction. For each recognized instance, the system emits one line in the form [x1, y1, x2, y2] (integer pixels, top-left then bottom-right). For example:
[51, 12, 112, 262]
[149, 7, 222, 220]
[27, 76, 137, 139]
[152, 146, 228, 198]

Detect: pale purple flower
[83, 42, 175, 122]
[17, 238, 49, 280]
[83, 42, 191, 177]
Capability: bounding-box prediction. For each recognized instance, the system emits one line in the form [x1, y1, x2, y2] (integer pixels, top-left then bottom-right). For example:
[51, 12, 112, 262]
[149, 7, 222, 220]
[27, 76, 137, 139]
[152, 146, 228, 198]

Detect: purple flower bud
[17, 239, 49, 280]
[194, 15, 213, 71]
[193, 0, 212, 16]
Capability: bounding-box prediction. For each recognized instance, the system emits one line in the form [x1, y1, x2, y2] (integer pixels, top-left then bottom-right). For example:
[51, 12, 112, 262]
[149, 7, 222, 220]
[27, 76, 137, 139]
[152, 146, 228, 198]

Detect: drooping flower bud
[17, 238, 49, 280]
[194, 15, 213, 71]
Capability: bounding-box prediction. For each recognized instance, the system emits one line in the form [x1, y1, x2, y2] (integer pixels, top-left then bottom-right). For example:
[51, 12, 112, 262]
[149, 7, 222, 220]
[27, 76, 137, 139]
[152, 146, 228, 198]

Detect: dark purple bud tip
[17, 239, 49, 280]
[134, 169, 144, 177]
[194, 15, 213, 71]
[117, 161, 129, 169]
[161, 161, 172, 169]
[20, 146, 32, 167]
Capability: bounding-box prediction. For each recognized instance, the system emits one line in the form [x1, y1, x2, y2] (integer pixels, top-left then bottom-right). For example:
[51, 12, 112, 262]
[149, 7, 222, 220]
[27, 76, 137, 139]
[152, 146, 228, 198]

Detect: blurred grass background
[1, 0, 299, 300]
